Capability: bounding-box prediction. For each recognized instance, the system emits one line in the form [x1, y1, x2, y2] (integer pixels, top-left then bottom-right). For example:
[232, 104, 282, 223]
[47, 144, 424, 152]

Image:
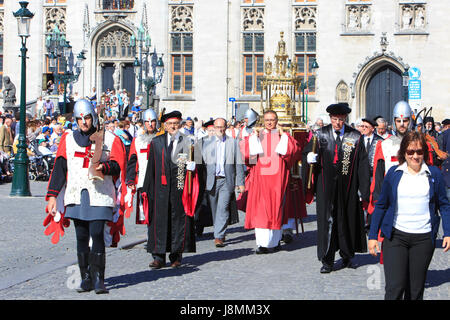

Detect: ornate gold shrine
[260, 32, 306, 129]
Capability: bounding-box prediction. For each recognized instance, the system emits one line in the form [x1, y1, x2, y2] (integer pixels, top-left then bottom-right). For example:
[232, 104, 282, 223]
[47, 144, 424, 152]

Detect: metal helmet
[73, 99, 98, 128]
[415, 115, 424, 132]
[244, 108, 259, 128]
[392, 100, 413, 132]
[142, 108, 157, 122]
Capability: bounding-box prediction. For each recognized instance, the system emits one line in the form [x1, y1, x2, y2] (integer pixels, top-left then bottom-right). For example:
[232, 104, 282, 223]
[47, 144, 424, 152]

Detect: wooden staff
[307, 134, 318, 189]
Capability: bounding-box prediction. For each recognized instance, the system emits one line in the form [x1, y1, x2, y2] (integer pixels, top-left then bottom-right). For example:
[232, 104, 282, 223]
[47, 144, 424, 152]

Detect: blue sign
[229, 97, 236, 102]
[408, 67, 421, 80]
[408, 80, 421, 100]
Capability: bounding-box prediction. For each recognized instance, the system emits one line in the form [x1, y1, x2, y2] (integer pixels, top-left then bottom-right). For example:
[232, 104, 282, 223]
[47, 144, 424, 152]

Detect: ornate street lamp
[10, 1, 34, 197]
[299, 58, 319, 123]
[402, 67, 409, 102]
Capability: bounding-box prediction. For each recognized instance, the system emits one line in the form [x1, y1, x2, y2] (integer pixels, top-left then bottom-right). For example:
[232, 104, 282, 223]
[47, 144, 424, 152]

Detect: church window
[100, 0, 134, 10]
[294, 3, 317, 95]
[242, 6, 264, 96]
[170, 5, 194, 95]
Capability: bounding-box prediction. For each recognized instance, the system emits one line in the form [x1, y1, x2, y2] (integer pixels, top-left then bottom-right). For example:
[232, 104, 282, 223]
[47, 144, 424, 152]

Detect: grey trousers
[208, 177, 233, 240]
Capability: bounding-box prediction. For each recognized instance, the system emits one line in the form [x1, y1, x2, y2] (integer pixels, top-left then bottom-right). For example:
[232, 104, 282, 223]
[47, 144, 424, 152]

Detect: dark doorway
[101, 63, 115, 94]
[365, 65, 403, 125]
[122, 63, 136, 105]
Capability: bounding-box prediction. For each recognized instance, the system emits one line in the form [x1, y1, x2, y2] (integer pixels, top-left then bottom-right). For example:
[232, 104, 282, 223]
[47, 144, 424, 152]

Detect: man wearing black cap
[361, 118, 383, 177]
[302, 103, 370, 273]
[141, 110, 198, 269]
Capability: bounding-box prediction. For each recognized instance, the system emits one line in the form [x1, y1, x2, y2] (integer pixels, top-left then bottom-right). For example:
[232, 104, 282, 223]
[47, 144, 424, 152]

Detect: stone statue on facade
[2, 76, 17, 111]
[113, 64, 120, 92]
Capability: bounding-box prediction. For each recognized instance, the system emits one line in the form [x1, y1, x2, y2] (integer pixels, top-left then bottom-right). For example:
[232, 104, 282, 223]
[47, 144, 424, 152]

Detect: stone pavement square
[0, 181, 448, 300]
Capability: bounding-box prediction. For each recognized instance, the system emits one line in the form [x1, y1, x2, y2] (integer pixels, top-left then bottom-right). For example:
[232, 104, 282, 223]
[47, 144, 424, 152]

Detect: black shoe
[255, 246, 270, 254]
[281, 234, 293, 244]
[320, 264, 333, 274]
[76, 252, 93, 293]
[273, 242, 282, 252]
[342, 258, 356, 269]
[89, 253, 109, 294]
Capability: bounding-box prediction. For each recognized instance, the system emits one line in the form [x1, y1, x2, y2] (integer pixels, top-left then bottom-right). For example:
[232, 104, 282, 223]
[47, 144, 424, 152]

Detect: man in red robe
[239, 110, 302, 253]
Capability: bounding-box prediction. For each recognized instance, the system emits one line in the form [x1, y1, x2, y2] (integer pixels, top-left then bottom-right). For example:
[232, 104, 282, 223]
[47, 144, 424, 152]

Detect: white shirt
[215, 135, 226, 177]
[167, 131, 181, 157]
[332, 125, 345, 140]
[364, 133, 374, 149]
[394, 162, 432, 234]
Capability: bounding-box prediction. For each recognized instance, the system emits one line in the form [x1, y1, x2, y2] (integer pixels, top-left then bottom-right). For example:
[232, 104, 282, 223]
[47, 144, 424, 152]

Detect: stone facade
[1, 0, 449, 122]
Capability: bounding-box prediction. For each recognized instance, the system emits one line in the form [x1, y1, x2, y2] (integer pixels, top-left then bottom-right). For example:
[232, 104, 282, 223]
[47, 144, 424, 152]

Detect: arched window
[97, 28, 134, 59]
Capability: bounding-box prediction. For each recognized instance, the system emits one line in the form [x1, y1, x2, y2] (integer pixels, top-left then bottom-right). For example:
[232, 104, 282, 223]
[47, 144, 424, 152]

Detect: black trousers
[382, 228, 434, 300]
[73, 219, 106, 254]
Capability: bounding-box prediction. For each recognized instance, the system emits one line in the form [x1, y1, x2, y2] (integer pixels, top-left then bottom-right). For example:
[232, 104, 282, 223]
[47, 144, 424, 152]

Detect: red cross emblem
[140, 144, 151, 160]
[74, 145, 94, 168]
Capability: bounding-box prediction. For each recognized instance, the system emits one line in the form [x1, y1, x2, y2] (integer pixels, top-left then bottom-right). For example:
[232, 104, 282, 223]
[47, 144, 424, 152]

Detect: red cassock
[239, 130, 302, 230]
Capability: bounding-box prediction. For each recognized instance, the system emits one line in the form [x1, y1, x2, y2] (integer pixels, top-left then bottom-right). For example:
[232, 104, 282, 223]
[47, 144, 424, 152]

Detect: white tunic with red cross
[64, 130, 117, 207]
[134, 132, 155, 189]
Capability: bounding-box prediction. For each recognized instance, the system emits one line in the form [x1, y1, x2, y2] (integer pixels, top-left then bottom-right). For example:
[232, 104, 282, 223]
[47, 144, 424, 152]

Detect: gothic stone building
[1, 0, 448, 123]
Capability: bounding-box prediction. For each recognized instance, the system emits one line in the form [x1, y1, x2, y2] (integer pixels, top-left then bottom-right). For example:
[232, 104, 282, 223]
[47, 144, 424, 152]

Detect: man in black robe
[142, 111, 197, 269]
[302, 103, 370, 273]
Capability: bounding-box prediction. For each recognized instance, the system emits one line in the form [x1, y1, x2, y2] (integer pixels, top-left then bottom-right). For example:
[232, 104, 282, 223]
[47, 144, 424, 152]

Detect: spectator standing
[36, 96, 44, 120]
[43, 97, 54, 118]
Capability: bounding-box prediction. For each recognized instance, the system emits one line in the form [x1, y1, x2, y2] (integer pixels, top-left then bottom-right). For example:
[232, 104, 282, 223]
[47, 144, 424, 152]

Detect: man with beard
[141, 111, 198, 269]
[125, 109, 158, 224]
[369, 101, 424, 215]
[303, 103, 370, 273]
[45, 99, 127, 294]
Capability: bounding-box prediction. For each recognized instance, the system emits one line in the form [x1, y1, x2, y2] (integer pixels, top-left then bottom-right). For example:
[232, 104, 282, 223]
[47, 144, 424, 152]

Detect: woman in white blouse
[368, 131, 450, 300]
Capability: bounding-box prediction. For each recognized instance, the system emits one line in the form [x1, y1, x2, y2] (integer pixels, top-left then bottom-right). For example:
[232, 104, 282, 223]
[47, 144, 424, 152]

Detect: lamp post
[402, 67, 409, 102]
[300, 58, 319, 123]
[46, 27, 85, 114]
[10, 1, 34, 197]
[130, 25, 164, 110]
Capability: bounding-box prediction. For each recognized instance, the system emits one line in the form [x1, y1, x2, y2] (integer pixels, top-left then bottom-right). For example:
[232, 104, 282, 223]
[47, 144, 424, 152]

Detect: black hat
[326, 103, 351, 115]
[442, 119, 450, 126]
[423, 116, 434, 124]
[362, 118, 377, 128]
[204, 120, 214, 128]
[161, 111, 182, 123]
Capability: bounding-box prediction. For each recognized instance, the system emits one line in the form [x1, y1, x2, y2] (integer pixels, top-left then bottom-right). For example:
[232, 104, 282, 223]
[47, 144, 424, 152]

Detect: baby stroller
[28, 140, 55, 181]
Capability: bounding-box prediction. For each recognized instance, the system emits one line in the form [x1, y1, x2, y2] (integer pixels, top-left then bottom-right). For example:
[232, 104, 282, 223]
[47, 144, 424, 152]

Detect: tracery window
[242, 6, 264, 96]
[170, 5, 194, 94]
[293, 4, 316, 94]
[97, 28, 134, 59]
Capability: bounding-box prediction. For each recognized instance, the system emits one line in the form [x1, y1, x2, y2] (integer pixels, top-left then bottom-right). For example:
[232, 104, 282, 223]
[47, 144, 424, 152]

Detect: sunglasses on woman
[405, 149, 424, 156]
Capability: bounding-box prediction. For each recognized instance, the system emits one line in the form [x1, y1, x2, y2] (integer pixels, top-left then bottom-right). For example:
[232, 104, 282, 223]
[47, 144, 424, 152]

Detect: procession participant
[45, 99, 127, 294]
[193, 119, 215, 237]
[368, 101, 433, 216]
[124, 109, 158, 224]
[375, 117, 392, 139]
[202, 118, 245, 247]
[141, 110, 199, 269]
[361, 118, 383, 178]
[303, 103, 370, 273]
[240, 110, 302, 254]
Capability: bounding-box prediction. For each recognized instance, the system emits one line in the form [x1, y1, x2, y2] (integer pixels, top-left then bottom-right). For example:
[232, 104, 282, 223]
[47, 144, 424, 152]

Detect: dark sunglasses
[405, 149, 424, 156]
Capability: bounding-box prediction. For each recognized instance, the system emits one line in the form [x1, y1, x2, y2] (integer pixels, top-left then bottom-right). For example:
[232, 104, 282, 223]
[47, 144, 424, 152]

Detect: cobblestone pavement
[0, 181, 449, 301]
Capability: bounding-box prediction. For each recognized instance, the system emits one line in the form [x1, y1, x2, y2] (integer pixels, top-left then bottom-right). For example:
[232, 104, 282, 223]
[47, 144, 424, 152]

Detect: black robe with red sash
[141, 132, 196, 255]
[302, 124, 370, 261]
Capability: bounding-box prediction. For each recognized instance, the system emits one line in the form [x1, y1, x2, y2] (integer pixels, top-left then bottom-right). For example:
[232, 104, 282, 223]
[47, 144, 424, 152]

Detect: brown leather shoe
[170, 261, 182, 268]
[149, 260, 165, 269]
[214, 238, 225, 248]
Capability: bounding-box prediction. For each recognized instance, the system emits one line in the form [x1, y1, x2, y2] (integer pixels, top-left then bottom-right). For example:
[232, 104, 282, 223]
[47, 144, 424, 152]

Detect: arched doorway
[95, 26, 136, 106]
[365, 65, 403, 125]
[352, 54, 408, 124]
